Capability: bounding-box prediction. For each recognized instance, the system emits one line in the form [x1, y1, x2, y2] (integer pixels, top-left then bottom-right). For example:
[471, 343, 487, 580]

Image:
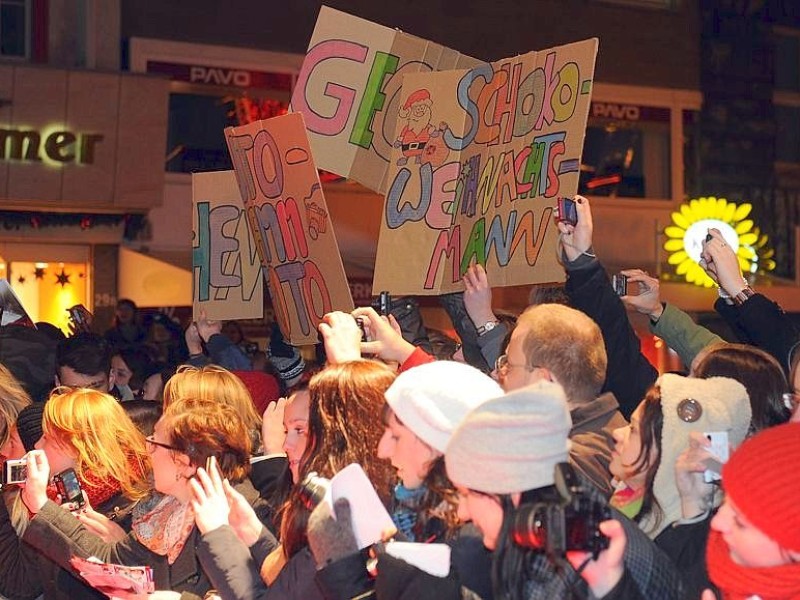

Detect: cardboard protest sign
[192, 170, 265, 321]
[373, 39, 599, 294]
[225, 113, 354, 345]
[290, 6, 479, 194]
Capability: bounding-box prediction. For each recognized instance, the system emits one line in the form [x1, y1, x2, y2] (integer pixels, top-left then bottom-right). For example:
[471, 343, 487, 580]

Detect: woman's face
[711, 498, 799, 567]
[111, 355, 133, 388]
[377, 410, 437, 489]
[456, 487, 505, 550]
[35, 430, 77, 477]
[148, 417, 192, 502]
[610, 404, 649, 488]
[0, 426, 25, 461]
[282, 390, 310, 484]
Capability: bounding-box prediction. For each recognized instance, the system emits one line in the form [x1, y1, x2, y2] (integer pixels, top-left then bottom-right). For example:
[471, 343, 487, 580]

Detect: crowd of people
[1, 196, 799, 600]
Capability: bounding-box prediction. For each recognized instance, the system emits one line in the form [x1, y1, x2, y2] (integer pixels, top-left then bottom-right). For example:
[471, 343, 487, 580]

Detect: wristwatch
[732, 286, 756, 306]
[477, 320, 500, 336]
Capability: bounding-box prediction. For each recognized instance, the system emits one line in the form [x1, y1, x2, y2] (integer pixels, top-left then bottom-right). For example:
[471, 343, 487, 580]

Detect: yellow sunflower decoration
[664, 196, 774, 288]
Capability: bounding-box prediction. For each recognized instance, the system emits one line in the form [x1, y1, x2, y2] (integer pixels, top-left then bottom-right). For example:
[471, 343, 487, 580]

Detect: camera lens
[510, 504, 547, 550]
[298, 471, 330, 509]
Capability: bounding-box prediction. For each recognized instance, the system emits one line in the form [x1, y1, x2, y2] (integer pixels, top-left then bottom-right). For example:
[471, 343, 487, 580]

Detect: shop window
[166, 92, 289, 173]
[0, 0, 28, 58]
[6, 261, 89, 334]
[578, 102, 671, 199]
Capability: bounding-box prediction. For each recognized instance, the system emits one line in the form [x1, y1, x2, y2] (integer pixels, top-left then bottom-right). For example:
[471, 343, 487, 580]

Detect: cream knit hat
[641, 373, 751, 538]
[445, 381, 572, 495]
[384, 361, 502, 453]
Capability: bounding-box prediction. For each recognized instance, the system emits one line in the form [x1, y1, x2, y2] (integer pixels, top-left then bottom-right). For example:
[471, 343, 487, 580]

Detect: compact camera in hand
[2, 458, 27, 485]
[556, 198, 578, 226]
[510, 463, 611, 559]
[612, 274, 628, 296]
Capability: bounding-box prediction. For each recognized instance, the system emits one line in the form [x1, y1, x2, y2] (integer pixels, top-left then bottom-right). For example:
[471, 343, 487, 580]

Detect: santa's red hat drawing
[395, 88, 441, 166]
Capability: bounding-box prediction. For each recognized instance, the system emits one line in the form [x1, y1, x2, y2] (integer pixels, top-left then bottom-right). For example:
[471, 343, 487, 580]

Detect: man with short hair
[498, 303, 628, 495]
[55, 332, 115, 392]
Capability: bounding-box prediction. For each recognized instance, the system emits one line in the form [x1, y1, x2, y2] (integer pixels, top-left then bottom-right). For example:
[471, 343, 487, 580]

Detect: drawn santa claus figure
[395, 88, 448, 167]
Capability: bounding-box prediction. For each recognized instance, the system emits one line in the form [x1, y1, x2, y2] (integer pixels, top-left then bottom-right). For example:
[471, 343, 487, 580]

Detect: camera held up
[510, 463, 611, 559]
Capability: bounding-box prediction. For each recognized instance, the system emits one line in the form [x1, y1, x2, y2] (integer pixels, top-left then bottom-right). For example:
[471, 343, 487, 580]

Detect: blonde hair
[163, 365, 261, 435]
[517, 303, 607, 404]
[43, 388, 150, 501]
[0, 364, 32, 448]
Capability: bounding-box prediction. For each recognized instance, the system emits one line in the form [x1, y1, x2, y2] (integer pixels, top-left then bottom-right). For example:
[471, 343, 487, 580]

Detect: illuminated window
[578, 103, 671, 199]
[0, 0, 29, 59]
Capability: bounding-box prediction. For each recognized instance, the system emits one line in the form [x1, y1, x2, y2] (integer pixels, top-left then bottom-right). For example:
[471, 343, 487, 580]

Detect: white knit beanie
[641, 373, 751, 538]
[445, 381, 572, 495]
[384, 361, 502, 453]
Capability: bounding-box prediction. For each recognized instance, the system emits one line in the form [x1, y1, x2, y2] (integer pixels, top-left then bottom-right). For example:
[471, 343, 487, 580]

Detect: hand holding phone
[703, 432, 729, 483]
[53, 468, 86, 510]
[557, 197, 578, 226]
[612, 274, 628, 296]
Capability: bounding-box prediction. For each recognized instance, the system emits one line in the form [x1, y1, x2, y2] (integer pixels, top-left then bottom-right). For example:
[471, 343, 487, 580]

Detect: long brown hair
[280, 361, 396, 558]
[634, 386, 664, 531]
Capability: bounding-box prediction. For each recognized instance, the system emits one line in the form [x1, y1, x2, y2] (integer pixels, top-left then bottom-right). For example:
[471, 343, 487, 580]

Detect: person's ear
[108, 368, 116, 389]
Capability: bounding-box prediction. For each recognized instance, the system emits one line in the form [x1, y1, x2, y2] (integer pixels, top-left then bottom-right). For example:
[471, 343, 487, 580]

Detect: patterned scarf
[609, 480, 644, 520]
[391, 483, 426, 542]
[132, 494, 195, 565]
[706, 529, 800, 599]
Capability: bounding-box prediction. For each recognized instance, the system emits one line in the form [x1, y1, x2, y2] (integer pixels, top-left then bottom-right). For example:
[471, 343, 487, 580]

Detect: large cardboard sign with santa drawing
[224, 113, 354, 345]
[290, 6, 479, 195]
[373, 39, 599, 294]
[192, 170, 265, 322]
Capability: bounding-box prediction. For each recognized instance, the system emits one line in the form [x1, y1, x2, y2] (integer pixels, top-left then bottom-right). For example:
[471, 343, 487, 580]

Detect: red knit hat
[232, 371, 281, 416]
[722, 422, 800, 552]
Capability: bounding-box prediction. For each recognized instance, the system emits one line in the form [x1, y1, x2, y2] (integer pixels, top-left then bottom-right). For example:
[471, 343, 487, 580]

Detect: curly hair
[161, 396, 252, 483]
[280, 360, 397, 558]
[0, 364, 31, 449]
[382, 405, 460, 539]
[43, 388, 150, 501]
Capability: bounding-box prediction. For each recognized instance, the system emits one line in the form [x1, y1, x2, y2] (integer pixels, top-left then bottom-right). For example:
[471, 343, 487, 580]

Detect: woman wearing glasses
[0, 387, 150, 600]
[19, 396, 275, 600]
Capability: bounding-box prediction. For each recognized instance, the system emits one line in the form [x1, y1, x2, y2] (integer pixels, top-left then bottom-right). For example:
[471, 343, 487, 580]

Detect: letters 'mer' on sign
[192, 170, 265, 322]
[0, 127, 103, 165]
[224, 112, 354, 346]
[290, 6, 479, 195]
[373, 38, 599, 295]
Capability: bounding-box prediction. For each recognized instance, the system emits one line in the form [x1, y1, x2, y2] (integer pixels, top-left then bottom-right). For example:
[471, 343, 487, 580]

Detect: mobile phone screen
[57, 469, 85, 506]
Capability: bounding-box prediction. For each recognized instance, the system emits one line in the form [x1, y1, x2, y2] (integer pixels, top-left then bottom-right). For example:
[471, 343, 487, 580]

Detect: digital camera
[2, 458, 27, 485]
[298, 471, 330, 510]
[510, 463, 611, 559]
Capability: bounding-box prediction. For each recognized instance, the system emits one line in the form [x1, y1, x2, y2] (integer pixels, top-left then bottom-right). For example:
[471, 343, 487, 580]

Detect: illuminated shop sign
[146, 60, 293, 91]
[590, 102, 670, 122]
[0, 127, 104, 165]
[664, 196, 775, 287]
